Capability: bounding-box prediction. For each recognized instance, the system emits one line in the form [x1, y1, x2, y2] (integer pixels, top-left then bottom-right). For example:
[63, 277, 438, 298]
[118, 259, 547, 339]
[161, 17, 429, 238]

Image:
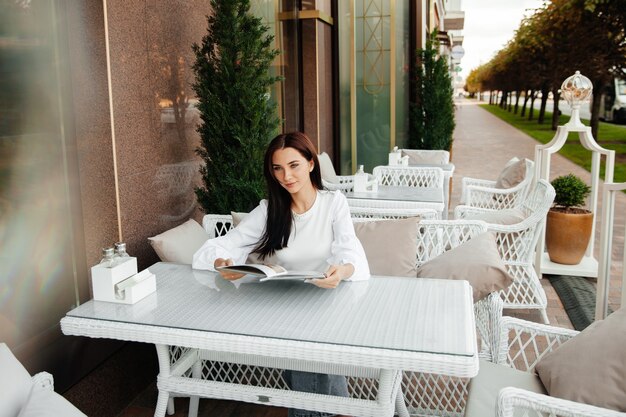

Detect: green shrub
[192, 0, 281, 214]
[551, 174, 591, 209]
[409, 30, 455, 151]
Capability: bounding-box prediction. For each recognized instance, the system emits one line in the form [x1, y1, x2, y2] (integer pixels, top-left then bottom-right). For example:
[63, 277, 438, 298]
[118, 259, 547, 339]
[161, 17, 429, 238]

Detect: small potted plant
[545, 174, 592, 264]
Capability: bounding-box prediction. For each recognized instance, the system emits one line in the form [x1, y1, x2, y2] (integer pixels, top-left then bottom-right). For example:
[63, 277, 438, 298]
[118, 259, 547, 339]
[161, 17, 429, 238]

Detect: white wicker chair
[397, 219, 490, 417]
[464, 316, 626, 417]
[459, 158, 534, 210]
[0, 343, 86, 416]
[318, 152, 377, 194]
[455, 179, 555, 324]
[373, 165, 444, 189]
[154, 160, 201, 222]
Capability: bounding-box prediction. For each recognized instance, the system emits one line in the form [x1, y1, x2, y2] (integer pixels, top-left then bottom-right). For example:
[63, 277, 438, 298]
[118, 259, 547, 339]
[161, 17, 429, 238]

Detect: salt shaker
[99, 247, 115, 268]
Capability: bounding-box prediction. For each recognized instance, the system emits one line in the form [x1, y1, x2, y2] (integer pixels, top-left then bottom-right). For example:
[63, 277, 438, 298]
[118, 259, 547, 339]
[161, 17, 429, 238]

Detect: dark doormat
[547, 275, 612, 331]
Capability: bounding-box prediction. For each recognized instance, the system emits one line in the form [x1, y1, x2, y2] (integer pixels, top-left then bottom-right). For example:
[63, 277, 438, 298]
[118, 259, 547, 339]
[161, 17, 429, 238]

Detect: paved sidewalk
[449, 99, 624, 328]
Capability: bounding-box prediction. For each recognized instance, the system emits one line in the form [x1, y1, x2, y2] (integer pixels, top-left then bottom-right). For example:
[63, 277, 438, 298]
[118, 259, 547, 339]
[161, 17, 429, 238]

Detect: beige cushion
[463, 208, 526, 225]
[17, 384, 86, 417]
[465, 359, 546, 417]
[535, 307, 626, 412]
[318, 152, 339, 183]
[401, 149, 450, 165]
[0, 343, 32, 417]
[416, 232, 513, 301]
[495, 157, 526, 189]
[148, 219, 209, 264]
[353, 217, 419, 277]
[230, 211, 248, 227]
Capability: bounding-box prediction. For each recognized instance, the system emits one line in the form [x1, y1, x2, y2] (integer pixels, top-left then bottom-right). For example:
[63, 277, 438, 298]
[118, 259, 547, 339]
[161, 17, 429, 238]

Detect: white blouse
[192, 190, 370, 281]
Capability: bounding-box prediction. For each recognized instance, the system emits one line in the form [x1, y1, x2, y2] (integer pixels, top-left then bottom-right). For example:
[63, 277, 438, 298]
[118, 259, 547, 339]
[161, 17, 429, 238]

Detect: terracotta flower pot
[545, 208, 593, 265]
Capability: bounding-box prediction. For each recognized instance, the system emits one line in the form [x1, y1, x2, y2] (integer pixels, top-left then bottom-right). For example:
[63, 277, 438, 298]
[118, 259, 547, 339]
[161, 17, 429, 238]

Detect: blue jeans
[283, 370, 349, 417]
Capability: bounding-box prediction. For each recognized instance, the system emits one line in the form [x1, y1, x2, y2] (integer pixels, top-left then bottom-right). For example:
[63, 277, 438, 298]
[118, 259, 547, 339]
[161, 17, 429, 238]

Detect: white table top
[63, 262, 477, 374]
[347, 185, 443, 203]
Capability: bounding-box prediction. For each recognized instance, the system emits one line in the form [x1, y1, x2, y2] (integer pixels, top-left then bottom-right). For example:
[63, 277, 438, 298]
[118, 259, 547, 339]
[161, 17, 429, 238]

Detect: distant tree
[564, 0, 626, 138]
[409, 31, 455, 151]
[192, 0, 281, 214]
[470, 0, 626, 138]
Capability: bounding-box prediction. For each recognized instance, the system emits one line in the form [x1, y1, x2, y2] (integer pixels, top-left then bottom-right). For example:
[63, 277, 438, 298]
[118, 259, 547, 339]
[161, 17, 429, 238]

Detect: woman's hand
[214, 258, 245, 280]
[310, 264, 355, 289]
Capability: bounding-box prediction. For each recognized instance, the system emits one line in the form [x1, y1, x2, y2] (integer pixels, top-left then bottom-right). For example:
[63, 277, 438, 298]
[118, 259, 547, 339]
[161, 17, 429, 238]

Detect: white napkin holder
[91, 257, 156, 304]
[388, 147, 401, 165]
[353, 171, 368, 192]
[388, 151, 402, 165]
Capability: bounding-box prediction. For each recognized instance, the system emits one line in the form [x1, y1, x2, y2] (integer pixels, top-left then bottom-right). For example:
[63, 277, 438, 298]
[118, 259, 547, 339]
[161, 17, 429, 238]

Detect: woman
[192, 131, 369, 417]
[192, 131, 369, 286]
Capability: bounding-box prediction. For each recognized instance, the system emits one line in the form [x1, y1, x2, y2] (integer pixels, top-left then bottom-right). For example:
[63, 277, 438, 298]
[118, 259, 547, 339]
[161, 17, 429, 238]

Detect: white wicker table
[61, 262, 478, 417]
[347, 185, 446, 219]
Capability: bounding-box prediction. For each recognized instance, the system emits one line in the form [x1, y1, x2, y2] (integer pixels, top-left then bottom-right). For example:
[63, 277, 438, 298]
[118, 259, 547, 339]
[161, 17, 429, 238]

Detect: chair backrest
[401, 149, 450, 165]
[487, 179, 555, 265]
[203, 214, 234, 238]
[317, 152, 339, 183]
[154, 160, 201, 197]
[503, 158, 535, 206]
[415, 220, 488, 267]
[373, 166, 444, 188]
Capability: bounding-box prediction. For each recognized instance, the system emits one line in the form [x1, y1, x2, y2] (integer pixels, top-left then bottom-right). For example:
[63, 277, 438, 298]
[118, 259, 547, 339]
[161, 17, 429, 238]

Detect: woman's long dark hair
[253, 132, 323, 259]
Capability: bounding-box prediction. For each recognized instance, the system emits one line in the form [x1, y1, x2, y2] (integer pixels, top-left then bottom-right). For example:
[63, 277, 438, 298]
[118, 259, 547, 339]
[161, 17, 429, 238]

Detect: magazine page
[216, 263, 287, 277]
[259, 270, 325, 282]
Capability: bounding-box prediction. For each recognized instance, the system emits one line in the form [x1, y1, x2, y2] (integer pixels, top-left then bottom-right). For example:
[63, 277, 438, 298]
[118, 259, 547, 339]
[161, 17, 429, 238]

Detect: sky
[459, 0, 545, 80]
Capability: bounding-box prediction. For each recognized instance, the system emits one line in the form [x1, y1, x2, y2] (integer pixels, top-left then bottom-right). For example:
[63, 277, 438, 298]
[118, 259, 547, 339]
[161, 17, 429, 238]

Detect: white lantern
[561, 71, 592, 128]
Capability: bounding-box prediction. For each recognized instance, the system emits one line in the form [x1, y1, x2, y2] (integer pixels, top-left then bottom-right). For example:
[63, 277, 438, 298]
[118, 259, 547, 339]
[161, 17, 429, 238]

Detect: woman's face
[271, 147, 314, 195]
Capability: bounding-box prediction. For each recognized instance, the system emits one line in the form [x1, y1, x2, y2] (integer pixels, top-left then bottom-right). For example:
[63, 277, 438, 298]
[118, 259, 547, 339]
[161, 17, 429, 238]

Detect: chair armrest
[32, 372, 54, 391]
[497, 387, 626, 417]
[497, 317, 579, 370]
[453, 205, 499, 219]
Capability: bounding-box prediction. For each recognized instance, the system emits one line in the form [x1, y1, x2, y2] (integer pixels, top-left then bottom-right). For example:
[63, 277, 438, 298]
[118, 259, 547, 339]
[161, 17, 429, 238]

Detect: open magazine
[216, 263, 325, 282]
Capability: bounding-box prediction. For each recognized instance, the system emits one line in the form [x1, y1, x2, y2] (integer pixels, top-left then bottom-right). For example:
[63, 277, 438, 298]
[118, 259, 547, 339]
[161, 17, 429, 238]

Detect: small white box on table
[91, 257, 156, 304]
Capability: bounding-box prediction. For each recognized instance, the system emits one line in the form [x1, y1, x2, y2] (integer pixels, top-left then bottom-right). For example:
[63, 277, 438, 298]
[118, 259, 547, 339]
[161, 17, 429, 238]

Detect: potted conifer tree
[545, 174, 593, 264]
[409, 30, 455, 152]
[192, 0, 281, 214]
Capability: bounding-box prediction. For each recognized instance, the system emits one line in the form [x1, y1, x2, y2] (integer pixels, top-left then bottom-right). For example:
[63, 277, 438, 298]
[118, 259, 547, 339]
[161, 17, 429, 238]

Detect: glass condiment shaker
[99, 247, 115, 268]
[113, 242, 129, 266]
[114, 242, 130, 258]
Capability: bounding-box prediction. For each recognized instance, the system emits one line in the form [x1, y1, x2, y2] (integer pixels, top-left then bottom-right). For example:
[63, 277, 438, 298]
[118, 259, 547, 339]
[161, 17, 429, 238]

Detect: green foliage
[479, 104, 626, 186]
[192, 0, 281, 214]
[409, 31, 455, 151]
[551, 174, 591, 209]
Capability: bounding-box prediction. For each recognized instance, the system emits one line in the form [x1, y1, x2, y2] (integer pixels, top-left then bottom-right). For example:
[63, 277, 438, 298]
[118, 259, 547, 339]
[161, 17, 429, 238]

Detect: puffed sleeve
[192, 201, 268, 271]
[327, 191, 370, 281]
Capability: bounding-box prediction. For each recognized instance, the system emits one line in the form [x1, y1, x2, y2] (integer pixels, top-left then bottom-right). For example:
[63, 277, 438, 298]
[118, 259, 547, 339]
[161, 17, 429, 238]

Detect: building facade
[0, 0, 463, 396]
